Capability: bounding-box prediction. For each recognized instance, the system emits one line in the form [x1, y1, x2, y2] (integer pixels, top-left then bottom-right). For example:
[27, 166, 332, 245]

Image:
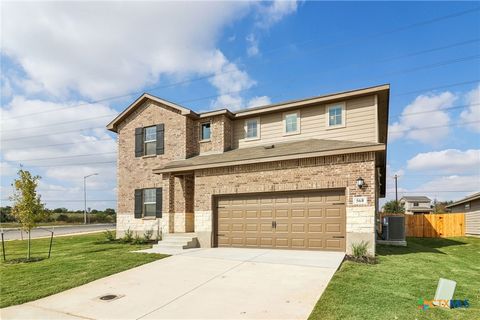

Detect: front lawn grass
[309, 237, 480, 320]
[0, 233, 166, 308]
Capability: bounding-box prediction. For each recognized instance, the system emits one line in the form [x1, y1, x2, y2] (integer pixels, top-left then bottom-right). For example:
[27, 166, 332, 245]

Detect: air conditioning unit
[382, 216, 405, 241]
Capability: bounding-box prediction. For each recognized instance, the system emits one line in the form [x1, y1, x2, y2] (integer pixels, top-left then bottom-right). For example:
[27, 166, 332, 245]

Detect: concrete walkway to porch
[1, 248, 344, 320]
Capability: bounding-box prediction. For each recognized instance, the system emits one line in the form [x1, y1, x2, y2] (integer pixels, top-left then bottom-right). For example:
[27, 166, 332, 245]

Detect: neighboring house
[446, 192, 480, 213]
[107, 84, 390, 255]
[400, 196, 433, 215]
[446, 192, 480, 236]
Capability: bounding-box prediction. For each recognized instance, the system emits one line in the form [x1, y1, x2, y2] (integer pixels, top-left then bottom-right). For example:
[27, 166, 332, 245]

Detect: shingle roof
[107, 84, 390, 132]
[401, 196, 432, 202]
[409, 207, 433, 212]
[446, 192, 480, 208]
[154, 139, 384, 173]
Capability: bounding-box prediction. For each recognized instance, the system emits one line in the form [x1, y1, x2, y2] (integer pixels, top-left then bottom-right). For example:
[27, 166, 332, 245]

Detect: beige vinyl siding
[466, 210, 480, 235]
[449, 198, 480, 213]
[233, 95, 377, 149]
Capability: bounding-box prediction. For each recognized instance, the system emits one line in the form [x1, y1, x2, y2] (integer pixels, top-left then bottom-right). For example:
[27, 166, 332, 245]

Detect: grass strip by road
[309, 237, 480, 320]
[0, 222, 112, 229]
[0, 232, 166, 308]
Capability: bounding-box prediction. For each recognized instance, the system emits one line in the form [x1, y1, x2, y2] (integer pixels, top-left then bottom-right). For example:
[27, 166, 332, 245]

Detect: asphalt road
[1, 224, 116, 241]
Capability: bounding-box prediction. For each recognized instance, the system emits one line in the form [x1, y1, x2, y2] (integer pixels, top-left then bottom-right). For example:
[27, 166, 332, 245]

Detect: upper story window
[327, 103, 346, 128]
[283, 111, 300, 135]
[413, 202, 419, 207]
[245, 118, 260, 139]
[135, 124, 164, 157]
[465, 203, 470, 210]
[144, 126, 157, 155]
[201, 122, 211, 141]
[143, 188, 156, 217]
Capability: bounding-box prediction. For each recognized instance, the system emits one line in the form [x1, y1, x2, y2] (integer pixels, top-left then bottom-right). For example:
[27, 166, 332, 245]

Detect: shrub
[143, 229, 154, 242]
[56, 214, 69, 222]
[122, 228, 133, 243]
[105, 208, 116, 215]
[95, 212, 110, 223]
[66, 215, 83, 224]
[103, 230, 116, 241]
[0, 206, 16, 222]
[132, 234, 145, 245]
[352, 241, 369, 258]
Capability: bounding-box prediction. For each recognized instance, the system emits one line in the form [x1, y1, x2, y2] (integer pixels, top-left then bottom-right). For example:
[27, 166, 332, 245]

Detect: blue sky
[1, 1, 479, 210]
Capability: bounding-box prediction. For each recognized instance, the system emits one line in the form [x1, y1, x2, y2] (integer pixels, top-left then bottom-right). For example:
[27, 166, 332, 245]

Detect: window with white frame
[143, 188, 156, 217]
[200, 122, 211, 141]
[283, 111, 300, 134]
[327, 103, 345, 127]
[245, 118, 259, 139]
[144, 126, 157, 155]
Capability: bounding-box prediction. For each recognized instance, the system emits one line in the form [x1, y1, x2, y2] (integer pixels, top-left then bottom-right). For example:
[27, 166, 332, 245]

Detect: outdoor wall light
[356, 177, 365, 189]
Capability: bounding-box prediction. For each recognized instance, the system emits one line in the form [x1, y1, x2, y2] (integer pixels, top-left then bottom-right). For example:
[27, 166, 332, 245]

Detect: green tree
[104, 208, 116, 215]
[0, 206, 15, 223]
[10, 169, 47, 259]
[433, 200, 453, 213]
[382, 200, 405, 213]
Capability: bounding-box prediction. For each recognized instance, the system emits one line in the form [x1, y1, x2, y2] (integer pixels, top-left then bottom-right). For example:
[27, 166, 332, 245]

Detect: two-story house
[400, 196, 433, 215]
[107, 84, 390, 255]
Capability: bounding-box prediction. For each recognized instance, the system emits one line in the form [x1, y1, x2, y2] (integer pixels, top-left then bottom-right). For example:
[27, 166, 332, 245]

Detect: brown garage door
[215, 190, 346, 251]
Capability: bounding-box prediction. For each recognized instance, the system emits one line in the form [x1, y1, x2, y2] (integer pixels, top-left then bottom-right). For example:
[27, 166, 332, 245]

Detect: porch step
[152, 233, 199, 250]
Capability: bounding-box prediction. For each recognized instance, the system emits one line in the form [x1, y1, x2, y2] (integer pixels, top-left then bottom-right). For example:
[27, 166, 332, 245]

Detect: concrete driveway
[1, 248, 344, 320]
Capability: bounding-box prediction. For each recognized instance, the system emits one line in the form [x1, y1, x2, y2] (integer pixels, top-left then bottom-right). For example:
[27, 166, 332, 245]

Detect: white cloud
[383, 175, 480, 203]
[388, 91, 457, 144]
[245, 1, 299, 57]
[0, 75, 13, 99]
[460, 84, 480, 133]
[0, 161, 18, 177]
[407, 149, 480, 175]
[1, 2, 251, 100]
[414, 175, 480, 202]
[1, 96, 118, 188]
[255, 0, 299, 29]
[207, 51, 256, 110]
[246, 33, 259, 57]
[247, 96, 272, 108]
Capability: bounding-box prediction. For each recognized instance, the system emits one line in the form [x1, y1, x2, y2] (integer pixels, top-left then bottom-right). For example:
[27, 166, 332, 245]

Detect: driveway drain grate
[99, 294, 119, 301]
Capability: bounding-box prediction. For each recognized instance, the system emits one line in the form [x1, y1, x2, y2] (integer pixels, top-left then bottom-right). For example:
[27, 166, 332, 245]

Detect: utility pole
[394, 174, 399, 212]
[84, 173, 99, 224]
[394, 174, 398, 203]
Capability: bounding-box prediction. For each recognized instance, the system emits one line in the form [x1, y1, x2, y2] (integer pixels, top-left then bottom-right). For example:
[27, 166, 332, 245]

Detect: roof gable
[107, 93, 198, 132]
[446, 192, 480, 208]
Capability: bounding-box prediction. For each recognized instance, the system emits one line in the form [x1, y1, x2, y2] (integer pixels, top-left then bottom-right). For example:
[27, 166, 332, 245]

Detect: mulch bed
[344, 255, 378, 264]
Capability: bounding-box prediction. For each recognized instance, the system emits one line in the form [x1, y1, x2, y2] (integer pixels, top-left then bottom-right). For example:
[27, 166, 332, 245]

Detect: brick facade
[193, 152, 377, 254]
[116, 101, 190, 237]
[113, 94, 384, 255]
[198, 115, 233, 154]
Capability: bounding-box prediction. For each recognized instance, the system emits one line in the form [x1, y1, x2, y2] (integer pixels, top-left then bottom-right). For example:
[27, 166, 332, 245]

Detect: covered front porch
[162, 172, 196, 234]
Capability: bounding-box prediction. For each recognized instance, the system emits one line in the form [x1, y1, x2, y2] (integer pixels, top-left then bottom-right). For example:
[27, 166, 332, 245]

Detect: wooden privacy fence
[405, 213, 465, 237]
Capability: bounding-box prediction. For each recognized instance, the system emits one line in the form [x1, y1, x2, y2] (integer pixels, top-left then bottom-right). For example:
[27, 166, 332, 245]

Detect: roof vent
[264, 144, 275, 149]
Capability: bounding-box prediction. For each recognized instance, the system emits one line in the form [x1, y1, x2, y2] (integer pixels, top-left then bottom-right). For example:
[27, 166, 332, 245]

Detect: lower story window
[143, 189, 156, 217]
